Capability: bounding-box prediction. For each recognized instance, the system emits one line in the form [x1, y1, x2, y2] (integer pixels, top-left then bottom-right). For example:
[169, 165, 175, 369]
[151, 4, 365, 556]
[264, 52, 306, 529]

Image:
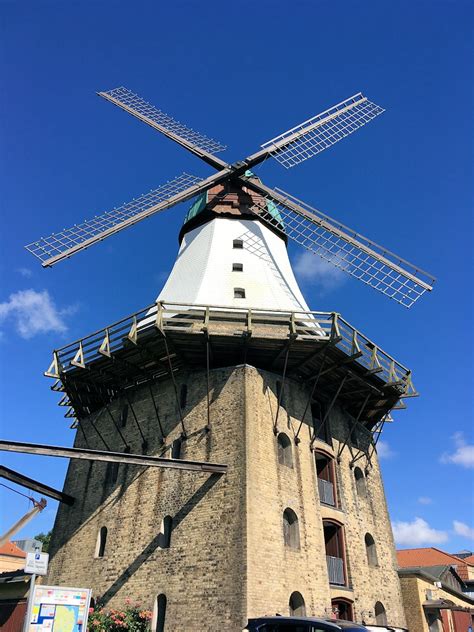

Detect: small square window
[232, 263, 243, 272]
[233, 239, 243, 249]
[234, 287, 246, 299]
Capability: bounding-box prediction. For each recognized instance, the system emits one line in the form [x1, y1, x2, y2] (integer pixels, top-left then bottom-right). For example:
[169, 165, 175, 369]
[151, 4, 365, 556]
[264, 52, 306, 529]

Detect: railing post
[330, 313, 341, 342]
[155, 302, 164, 332]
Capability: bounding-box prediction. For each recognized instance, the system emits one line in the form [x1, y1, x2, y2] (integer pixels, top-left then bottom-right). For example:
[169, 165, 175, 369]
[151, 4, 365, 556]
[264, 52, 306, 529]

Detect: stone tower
[46, 182, 411, 631]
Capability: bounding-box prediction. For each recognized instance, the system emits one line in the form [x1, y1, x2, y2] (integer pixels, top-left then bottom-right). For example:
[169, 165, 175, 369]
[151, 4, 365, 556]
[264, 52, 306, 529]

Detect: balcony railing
[326, 555, 345, 585]
[318, 478, 335, 506]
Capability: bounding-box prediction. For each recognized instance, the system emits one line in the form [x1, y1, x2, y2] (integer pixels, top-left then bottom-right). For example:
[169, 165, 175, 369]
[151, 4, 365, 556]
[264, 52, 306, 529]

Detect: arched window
[277, 433, 293, 467]
[171, 437, 182, 459]
[354, 467, 367, 498]
[233, 239, 243, 249]
[95, 526, 107, 558]
[323, 520, 346, 586]
[283, 508, 300, 549]
[180, 384, 187, 409]
[289, 591, 306, 616]
[234, 287, 245, 299]
[374, 601, 387, 625]
[365, 533, 378, 567]
[120, 404, 128, 428]
[160, 516, 173, 549]
[154, 594, 167, 632]
[331, 598, 353, 621]
[315, 451, 337, 507]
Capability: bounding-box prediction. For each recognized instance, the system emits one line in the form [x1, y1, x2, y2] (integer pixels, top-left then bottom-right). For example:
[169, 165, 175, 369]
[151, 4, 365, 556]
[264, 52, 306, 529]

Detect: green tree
[34, 530, 52, 553]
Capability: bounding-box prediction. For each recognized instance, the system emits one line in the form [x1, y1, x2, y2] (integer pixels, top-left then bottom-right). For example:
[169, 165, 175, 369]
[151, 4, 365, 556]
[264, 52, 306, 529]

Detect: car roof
[327, 621, 368, 630]
[247, 617, 341, 628]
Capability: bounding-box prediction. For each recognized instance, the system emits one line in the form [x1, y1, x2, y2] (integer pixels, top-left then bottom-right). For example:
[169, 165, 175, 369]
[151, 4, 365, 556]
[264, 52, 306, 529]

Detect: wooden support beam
[0, 440, 227, 474]
[0, 465, 75, 506]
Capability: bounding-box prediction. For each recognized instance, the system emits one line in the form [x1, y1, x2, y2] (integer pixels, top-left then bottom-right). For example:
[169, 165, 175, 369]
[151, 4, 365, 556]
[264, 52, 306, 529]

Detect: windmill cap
[179, 173, 287, 244]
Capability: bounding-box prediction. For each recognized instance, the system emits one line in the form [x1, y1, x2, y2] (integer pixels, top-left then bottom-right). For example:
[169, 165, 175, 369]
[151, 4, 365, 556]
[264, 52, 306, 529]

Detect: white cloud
[293, 250, 346, 293]
[0, 289, 74, 339]
[418, 496, 433, 505]
[453, 521, 474, 541]
[18, 267, 33, 278]
[392, 517, 448, 547]
[440, 432, 474, 469]
[377, 439, 395, 459]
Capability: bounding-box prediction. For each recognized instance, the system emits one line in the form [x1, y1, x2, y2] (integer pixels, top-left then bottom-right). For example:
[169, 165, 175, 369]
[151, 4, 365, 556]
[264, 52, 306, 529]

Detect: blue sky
[1, 0, 473, 552]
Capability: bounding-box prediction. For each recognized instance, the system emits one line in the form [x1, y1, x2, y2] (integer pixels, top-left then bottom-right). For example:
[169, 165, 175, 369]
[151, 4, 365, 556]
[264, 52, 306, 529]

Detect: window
[374, 601, 387, 625]
[160, 515, 173, 549]
[154, 594, 167, 632]
[283, 508, 300, 549]
[233, 239, 243, 249]
[323, 520, 346, 585]
[95, 526, 107, 558]
[315, 452, 336, 507]
[234, 287, 246, 299]
[354, 467, 367, 498]
[365, 533, 378, 567]
[331, 598, 353, 621]
[180, 384, 187, 409]
[289, 591, 306, 616]
[277, 433, 293, 468]
[120, 405, 128, 428]
[232, 262, 243, 271]
[171, 437, 182, 459]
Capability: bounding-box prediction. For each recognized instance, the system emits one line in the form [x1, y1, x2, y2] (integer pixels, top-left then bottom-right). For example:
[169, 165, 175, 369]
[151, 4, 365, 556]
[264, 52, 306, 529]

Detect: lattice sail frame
[261, 93, 384, 168]
[25, 173, 203, 264]
[250, 188, 435, 308]
[101, 87, 227, 155]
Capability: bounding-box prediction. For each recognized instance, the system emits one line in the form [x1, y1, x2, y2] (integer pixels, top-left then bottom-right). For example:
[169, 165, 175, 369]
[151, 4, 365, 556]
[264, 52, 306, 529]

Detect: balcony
[318, 478, 335, 506]
[326, 555, 345, 585]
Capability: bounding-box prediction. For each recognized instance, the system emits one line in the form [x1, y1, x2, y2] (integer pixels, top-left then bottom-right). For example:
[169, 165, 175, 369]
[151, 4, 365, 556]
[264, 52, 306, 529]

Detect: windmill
[25, 87, 435, 308]
[7, 88, 425, 630]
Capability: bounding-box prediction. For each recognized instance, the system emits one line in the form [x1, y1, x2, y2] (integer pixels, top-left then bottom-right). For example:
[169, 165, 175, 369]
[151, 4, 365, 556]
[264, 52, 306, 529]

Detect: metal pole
[294, 351, 328, 443]
[273, 346, 290, 434]
[162, 334, 187, 438]
[22, 573, 36, 632]
[337, 393, 371, 459]
[311, 374, 348, 448]
[206, 337, 211, 431]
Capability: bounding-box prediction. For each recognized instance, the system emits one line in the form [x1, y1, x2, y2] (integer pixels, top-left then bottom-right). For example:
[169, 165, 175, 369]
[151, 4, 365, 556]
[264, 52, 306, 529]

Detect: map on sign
[27, 585, 91, 632]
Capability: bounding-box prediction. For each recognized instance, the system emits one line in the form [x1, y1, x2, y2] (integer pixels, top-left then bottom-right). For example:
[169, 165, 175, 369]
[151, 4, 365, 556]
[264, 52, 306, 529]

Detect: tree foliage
[34, 530, 52, 553]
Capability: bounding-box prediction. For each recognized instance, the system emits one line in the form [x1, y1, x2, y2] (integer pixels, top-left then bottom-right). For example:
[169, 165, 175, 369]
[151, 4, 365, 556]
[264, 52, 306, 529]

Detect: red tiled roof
[0, 541, 26, 559]
[463, 554, 474, 566]
[397, 547, 469, 581]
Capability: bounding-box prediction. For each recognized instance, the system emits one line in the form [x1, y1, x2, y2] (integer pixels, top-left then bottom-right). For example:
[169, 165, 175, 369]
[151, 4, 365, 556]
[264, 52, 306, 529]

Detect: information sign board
[25, 551, 49, 575]
[25, 584, 92, 632]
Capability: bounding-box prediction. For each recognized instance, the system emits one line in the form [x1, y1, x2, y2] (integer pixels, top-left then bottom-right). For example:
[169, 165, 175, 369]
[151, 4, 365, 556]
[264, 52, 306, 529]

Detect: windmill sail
[259, 93, 384, 169]
[99, 87, 227, 168]
[244, 180, 435, 308]
[25, 171, 230, 267]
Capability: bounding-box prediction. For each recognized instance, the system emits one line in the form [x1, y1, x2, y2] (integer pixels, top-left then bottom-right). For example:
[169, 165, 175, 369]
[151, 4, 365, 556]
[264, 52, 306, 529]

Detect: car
[244, 616, 369, 632]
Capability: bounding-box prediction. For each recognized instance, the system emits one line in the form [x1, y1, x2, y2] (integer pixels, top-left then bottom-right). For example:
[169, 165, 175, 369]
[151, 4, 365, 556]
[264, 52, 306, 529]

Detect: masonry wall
[48, 365, 248, 631]
[48, 363, 406, 631]
[245, 368, 406, 629]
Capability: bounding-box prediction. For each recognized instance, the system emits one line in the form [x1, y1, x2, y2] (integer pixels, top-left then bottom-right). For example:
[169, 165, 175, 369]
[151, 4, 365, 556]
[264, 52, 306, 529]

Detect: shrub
[87, 601, 152, 631]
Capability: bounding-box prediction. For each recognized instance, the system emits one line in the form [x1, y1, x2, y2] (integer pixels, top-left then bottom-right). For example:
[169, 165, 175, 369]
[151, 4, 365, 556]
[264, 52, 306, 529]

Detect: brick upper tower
[46, 194, 411, 630]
